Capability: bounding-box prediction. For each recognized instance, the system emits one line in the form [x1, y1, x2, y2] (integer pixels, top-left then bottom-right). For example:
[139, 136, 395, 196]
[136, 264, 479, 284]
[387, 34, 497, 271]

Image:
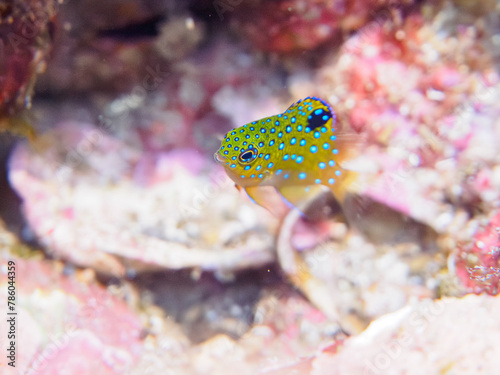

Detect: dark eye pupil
[241, 151, 253, 161]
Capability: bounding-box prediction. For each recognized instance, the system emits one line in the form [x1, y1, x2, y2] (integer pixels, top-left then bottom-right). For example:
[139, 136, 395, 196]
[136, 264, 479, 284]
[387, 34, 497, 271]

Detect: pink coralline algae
[0, 258, 144, 375]
[265, 295, 500, 375]
[304, 6, 500, 233]
[317, 12, 496, 153]
[455, 211, 500, 295]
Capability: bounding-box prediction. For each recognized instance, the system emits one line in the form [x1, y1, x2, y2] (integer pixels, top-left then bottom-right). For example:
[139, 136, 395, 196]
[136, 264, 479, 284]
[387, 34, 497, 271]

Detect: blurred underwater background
[1, 0, 500, 374]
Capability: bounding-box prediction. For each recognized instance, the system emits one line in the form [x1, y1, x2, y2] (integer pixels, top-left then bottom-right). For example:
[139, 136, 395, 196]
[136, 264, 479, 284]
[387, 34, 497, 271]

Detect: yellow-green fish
[214, 96, 357, 214]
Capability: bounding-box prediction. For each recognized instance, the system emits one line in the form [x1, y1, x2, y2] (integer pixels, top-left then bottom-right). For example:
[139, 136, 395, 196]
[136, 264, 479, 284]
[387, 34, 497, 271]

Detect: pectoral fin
[243, 185, 290, 218]
[277, 184, 329, 213]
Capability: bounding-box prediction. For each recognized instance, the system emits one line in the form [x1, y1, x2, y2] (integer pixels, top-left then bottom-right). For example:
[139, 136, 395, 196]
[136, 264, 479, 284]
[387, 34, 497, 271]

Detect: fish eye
[238, 147, 258, 164]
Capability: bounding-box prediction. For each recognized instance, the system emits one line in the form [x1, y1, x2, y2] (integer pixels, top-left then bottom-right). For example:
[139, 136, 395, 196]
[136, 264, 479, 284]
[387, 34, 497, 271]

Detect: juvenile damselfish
[214, 97, 358, 214]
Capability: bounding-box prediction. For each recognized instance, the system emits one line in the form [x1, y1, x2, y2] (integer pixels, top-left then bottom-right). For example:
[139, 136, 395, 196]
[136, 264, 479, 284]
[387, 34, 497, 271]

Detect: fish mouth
[213, 151, 226, 164]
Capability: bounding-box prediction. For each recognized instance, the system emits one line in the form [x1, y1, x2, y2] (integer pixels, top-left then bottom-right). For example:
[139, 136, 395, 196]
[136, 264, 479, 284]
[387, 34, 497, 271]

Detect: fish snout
[213, 151, 226, 164]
